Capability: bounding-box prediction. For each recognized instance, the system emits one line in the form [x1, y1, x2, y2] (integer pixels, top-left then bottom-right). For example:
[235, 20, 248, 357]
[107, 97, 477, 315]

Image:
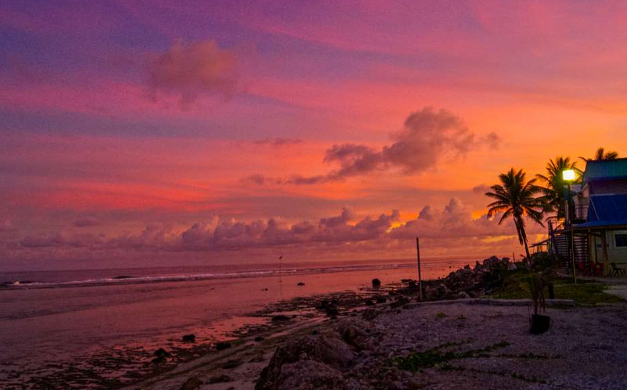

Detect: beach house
[545, 158, 627, 276]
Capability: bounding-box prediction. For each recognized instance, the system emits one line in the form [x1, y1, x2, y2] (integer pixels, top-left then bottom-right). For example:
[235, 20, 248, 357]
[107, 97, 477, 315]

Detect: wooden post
[416, 237, 423, 301]
[601, 231, 610, 276]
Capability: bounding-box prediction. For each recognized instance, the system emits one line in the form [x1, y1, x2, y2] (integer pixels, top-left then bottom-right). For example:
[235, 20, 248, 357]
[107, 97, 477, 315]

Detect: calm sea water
[0, 257, 474, 386]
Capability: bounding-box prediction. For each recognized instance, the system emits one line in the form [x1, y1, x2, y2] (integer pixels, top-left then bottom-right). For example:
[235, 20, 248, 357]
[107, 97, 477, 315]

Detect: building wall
[592, 230, 627, 272]
[590, 180, 627, 195]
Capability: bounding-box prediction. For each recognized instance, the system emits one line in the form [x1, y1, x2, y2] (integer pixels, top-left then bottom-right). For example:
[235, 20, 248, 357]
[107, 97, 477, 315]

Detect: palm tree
[486, 168, 545, 260]
[535, 157, 580, 218]
[580, 147, 619, 163]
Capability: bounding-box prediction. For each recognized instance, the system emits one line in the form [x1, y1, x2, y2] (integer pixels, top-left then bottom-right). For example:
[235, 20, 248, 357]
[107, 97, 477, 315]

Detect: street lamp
[563, 169, 576, 283]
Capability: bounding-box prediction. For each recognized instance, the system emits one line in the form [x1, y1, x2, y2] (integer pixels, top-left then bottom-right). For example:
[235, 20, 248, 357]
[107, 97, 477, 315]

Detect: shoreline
[112, 257, 521, 388]
[7, 256, 623, 389]
[0, 275, 414, 389]
[0, 262, 421, 291]
[121, 256, 627, 390]
[0, 256, 512, 389]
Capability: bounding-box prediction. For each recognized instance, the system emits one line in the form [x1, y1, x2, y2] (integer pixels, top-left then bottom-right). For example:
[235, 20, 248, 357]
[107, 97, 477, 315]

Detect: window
[615, 233, 627, 248]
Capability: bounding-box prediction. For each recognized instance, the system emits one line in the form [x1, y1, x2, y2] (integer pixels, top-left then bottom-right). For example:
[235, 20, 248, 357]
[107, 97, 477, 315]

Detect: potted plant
[525, 272, 551, 334]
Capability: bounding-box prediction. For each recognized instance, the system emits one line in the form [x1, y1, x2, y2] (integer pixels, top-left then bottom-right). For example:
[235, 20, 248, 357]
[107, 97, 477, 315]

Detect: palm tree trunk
[522, 234, 531, 261]
[515, 216, 532, 260]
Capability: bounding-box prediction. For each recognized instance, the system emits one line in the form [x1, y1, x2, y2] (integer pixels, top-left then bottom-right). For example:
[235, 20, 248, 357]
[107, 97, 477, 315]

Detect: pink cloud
[145, 40, 239, 108]
[73, 217, 103, 228]
[246, 107, 500, 184]
[4, 199, 538, 258]
[253, 138, 303, 147]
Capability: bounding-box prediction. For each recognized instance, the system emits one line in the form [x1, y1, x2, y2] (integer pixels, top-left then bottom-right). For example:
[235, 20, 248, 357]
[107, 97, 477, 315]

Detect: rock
[216, 342, 232, 351]
[208, 374, 233, 384]
[154, 348, 171, 358]
[255, 336, 265, 342]
[272, 315, 291, 323]
[336, 319, 374, 351]
[261, 360, 349, 390]
[390, 296, 410, 309]
[223, 359, 243, 369]
[372, 278, 381, 288]
[297, 282, 305, 286]
[388, 381, 404, 390]
[182, 334, 196, 342]
[256, 334, 354, 390]
[151, 356, 167, 365]
[365, 299, 374, 306]
[326, 307, 339, 317]
[406, 378, 424, 389]
[180, 376, 203, 390]
[456, 291, 470, 299]
[362, 308, 380, 321]
[424, 286, 438, 301]
[318, 300, 331, 308]
[439, 284, 453, 299]
[375, 296, 387, 304]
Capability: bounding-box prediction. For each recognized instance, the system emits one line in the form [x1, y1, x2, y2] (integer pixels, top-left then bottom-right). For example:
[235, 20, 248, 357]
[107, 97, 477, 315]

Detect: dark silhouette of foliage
[486, 169, 544, 260]
[535, 157, 580, 218]
[580, 147, 619, 163]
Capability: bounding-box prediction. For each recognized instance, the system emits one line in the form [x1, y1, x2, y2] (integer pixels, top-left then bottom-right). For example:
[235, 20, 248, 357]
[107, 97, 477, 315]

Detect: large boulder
[272, 360, 350, 390]
[336, 319, 374, 351]
[180, 377, 203, 390]
[256, 335, 354, 390]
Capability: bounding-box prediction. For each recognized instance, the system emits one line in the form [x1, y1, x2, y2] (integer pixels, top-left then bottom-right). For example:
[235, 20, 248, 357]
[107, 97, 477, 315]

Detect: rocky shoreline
[114, 257, 530, 389]
[124, 256, 627, 390]
[12, 256, 625, 390]
[252, 301, 627, 390]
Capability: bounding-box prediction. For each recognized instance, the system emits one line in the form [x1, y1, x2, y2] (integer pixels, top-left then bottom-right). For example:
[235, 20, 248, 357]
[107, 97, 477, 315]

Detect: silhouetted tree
[580, 147, 619, 163]
[535, 157, 580, 218]
[486, 169, 545, 260]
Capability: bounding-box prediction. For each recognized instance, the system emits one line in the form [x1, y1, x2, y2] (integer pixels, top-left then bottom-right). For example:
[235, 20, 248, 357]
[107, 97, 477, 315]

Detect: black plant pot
[530, 314, 551, 334]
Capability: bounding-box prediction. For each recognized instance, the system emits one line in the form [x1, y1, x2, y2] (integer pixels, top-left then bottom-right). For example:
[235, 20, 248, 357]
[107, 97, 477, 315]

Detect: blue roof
[575, 194, 627, 228]
[583, 158, 627, 183]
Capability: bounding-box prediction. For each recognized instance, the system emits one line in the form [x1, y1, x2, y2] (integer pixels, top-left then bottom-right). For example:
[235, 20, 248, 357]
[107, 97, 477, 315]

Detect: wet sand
[0, 267, 422, 389]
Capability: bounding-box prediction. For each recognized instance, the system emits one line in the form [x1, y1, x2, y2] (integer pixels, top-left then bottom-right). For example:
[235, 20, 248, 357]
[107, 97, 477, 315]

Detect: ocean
[0, 257, 475, 388]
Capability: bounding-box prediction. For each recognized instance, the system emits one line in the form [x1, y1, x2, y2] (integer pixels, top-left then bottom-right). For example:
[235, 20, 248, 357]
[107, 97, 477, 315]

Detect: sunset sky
[2, 0, 627, 270]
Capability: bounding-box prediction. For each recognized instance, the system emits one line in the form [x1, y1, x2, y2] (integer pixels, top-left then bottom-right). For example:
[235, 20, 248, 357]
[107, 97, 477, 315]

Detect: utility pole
[567, 183, 577, 284]
[416, 238, 423, 301]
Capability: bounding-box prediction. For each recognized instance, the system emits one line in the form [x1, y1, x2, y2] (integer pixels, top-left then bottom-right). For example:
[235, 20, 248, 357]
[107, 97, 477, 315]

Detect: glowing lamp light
[563, 169, 576, 181]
